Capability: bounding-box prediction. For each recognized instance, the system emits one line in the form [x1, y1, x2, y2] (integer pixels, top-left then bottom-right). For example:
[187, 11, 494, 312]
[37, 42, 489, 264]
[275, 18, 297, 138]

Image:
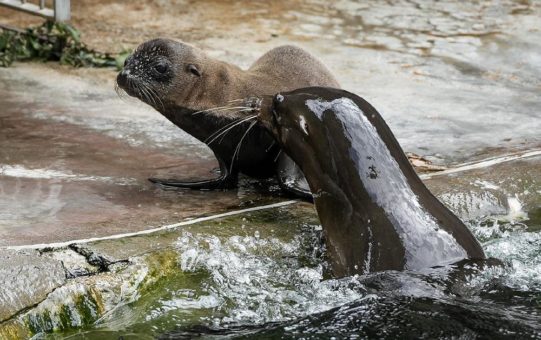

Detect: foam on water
[473, 219, 541, 291]
[174, 230, 365, 325]
[167, 212, 540, 330]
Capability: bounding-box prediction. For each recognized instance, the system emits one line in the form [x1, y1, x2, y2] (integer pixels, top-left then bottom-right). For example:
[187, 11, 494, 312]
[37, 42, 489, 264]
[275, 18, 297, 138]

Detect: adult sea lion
[116, 38, 339, 197]
[256, 87, 485, 277]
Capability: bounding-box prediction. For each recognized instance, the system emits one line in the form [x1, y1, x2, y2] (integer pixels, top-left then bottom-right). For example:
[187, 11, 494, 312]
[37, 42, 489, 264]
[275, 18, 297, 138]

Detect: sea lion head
[116, 38, 204, 110]
[257, 88, 338, 186]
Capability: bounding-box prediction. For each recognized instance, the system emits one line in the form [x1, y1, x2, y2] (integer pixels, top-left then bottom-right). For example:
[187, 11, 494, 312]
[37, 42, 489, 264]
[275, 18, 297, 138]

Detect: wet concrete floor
[0, 65, 280, 246]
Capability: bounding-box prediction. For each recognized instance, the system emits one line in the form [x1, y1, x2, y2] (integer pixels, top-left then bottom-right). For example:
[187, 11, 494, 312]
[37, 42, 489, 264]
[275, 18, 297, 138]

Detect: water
[51, 199, 541, 339]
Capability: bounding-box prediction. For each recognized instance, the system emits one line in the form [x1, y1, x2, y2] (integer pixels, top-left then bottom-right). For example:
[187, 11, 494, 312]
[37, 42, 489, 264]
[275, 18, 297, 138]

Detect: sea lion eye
[154, 63, 168, 74]
[188, 64, 201, 77]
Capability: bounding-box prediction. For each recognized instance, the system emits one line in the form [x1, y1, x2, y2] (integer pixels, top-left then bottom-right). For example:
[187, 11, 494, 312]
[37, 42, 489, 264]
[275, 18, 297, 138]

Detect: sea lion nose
[116, 70, 129, 88]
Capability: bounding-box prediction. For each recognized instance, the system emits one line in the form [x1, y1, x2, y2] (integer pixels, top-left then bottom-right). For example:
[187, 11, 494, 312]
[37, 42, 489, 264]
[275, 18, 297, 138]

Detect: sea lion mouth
[115, 71, 164, 109]
[116, 71, 134, 96]
[116, 71, 141, 98]
[244, 96, 263, 111]
[252, 95, 275, 132]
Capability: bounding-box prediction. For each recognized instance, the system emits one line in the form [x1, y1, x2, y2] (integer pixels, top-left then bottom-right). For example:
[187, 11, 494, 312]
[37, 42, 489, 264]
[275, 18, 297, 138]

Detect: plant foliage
[0, 21, 130, 69]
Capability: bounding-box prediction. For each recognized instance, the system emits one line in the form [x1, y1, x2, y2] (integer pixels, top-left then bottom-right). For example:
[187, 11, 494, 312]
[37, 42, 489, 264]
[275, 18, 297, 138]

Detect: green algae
[140, 249, 182, 294]
[24, 291, 103, 335]
[0, 319, 30, 340]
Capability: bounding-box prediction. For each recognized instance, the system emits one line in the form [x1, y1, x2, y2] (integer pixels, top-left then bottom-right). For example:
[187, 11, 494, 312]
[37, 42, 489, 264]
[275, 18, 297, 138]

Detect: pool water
[54, 194, 541, 339]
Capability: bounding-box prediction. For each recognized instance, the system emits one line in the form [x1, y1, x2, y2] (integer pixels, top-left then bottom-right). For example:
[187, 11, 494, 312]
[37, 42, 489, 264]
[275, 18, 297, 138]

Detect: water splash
[174, 230, 365, 326]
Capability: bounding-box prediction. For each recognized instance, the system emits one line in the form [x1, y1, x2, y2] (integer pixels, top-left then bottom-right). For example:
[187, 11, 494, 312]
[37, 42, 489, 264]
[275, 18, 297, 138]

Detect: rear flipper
[276, 154, 313, 201]
[149, 157, 238, 190]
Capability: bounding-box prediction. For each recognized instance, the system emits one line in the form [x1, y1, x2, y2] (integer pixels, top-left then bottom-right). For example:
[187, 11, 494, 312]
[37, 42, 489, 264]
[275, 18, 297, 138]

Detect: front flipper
[276, 154, 313, 201]
[149, 156, 238, 190]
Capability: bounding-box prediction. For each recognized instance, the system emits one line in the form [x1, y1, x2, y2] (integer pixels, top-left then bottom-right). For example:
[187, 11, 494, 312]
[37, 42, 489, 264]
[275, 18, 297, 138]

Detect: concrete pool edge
[3, 200, 299, 250]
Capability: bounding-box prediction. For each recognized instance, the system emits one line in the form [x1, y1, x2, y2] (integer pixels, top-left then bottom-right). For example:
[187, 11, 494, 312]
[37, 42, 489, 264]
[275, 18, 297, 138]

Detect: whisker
[140, 86, 154, 107]
[206, 115, 257, 145]
[210, 108, 258, 124]
[227, 99, 245, 103]
[265, 140, 276, 152]
[114, 84, 135, 104]
[274, 150, 282, 163]
[192, 106, 252, 116]
[140, 84, 154, 107]
[229, 120, 258, 175]
[144, 84, 163, 110]
[148, 87, 165, 110]
[204, 115, 248, 143]
[114, 84, 127, 100]
[140, 82, 154, 104]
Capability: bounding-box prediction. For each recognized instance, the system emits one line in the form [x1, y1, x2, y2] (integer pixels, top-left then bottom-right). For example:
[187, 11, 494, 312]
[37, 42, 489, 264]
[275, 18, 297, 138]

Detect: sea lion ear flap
[187, 64, 201, 77]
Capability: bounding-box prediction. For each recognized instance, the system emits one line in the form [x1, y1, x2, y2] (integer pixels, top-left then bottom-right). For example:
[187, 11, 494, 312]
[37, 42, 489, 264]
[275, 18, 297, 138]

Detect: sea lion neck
[202, 60, 248, 104]
[157, 103, 233, 144]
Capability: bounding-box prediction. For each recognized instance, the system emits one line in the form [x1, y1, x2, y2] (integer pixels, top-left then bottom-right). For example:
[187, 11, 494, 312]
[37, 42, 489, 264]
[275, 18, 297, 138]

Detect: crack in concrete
[68, 244, 130, 273]
[0, 283, 62, 325]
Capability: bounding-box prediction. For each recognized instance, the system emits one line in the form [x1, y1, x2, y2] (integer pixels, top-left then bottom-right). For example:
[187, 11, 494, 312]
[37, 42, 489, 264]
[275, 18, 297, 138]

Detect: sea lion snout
[253, 95, 276, 133]
[116, 69, 137, 96]
[116, 70, 128, 88]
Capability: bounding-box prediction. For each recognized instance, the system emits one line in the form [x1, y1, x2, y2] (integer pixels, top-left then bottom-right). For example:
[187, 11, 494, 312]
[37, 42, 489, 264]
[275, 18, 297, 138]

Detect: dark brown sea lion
[256, 87, 485, 277]
[116, 39, 339, 197]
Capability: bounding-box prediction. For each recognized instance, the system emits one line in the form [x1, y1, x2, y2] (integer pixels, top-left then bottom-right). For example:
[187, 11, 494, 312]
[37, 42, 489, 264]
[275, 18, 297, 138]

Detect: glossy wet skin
[258, 93, 335, 187]
[258, 87, 485, 277]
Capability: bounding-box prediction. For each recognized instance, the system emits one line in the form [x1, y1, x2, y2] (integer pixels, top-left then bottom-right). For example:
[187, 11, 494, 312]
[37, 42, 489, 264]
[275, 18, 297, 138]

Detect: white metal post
[53, 0, 70, 22]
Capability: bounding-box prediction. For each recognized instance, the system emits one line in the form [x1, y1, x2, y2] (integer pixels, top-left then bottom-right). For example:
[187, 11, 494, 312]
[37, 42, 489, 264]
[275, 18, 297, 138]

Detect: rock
[43, 248, 101, 278]
[0, 249, 65, 322]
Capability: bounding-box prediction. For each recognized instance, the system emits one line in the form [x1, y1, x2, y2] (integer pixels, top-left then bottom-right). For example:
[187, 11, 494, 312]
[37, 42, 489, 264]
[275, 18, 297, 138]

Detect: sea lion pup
[256, 87, 485, 277]
[116, 38, 339, 197]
